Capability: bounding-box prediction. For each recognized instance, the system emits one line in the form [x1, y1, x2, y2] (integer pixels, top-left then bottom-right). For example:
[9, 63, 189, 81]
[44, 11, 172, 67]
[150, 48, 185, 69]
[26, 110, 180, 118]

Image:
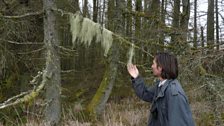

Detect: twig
[1, 11, 43, 19]
[0, 70, 47, 109]
[17, 46, 45, 55]
[61, 69, 79, 73]
[56, 45, 77, 52]
[0, 39, 43, 45]
[114, 34, 154, 57]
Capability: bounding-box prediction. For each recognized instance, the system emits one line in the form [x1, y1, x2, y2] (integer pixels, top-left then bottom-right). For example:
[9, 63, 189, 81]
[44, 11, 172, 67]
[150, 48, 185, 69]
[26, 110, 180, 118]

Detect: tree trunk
[93, 0, 98, 22]
[151, 0, 161, 52]
[87, 0, 123, 116]
[74, 0, 80, 12]
[215, 0, 219, 50]
[201, 26, 205, 53]
[180, 0, 190, 42]
[43, 0, 61, 125]
[86, 43, 119, 116]
[207, 0, 214, 49]
[135, 0, 142, 40]
[171, 0, 180, 44]
[83, 0, 88, 17]
[135, 0, 142, 64]
[126, 0, 132, 37]
[159, 0, 166, 50]
[193, 0, 197, 48]
[100, 0, 106, 25]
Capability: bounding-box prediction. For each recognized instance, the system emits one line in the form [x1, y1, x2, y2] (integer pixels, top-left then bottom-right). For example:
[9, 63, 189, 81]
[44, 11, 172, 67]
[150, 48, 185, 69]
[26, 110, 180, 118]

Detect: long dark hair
[155, 52, 178, 79]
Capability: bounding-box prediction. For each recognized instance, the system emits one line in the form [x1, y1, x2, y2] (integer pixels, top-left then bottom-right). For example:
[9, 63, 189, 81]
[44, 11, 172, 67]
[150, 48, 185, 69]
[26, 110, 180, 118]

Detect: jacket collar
[156, 79, 174, 99]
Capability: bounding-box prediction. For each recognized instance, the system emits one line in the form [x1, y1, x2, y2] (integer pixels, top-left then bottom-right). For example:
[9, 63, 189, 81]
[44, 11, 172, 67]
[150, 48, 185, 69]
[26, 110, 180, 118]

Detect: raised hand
[127, 63, 139, 78]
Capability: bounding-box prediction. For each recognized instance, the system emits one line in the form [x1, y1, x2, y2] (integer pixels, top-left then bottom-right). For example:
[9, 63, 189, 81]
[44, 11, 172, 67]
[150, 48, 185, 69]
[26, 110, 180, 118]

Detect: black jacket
[131, 76, 195, 126]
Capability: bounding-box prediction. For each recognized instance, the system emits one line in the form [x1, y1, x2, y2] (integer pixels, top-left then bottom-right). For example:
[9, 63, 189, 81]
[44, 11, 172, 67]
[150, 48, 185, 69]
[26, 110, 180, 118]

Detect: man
[127, 52, 195, 126]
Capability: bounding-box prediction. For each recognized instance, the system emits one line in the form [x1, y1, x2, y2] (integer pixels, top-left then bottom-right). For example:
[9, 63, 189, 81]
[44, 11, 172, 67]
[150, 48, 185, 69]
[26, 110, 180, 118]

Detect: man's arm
[131, 76, 156, 102]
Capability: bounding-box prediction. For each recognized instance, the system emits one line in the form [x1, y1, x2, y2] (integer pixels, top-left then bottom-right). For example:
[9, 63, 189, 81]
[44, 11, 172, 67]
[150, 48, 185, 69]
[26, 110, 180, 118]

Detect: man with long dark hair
[127, 52, 195, 126]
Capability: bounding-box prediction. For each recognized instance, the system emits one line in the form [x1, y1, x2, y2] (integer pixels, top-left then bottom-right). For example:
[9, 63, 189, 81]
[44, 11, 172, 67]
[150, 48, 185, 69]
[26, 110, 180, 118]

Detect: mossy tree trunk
[86, 43, 119, 115]
[43, 0, 61, 125]
[87, 0, 123, 116]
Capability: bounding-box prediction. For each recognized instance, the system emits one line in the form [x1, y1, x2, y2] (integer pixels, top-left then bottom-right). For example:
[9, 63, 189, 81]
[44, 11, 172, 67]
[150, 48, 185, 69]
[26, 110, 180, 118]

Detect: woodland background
[0, 0, 224, 125]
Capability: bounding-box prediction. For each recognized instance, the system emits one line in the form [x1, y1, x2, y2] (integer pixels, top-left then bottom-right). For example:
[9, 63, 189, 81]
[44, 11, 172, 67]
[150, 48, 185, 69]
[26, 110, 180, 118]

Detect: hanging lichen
[102, 29, 113, 56]
[69, 13, 82, 45]
[127, 43, 134, 64]
[69, 13, 113, 56]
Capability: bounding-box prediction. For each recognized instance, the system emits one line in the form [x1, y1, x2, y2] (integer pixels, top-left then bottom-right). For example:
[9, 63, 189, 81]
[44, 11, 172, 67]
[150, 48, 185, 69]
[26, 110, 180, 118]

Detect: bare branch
[0, 39, 43, 45]
[0, 71, 47, 109]
[17, 46, 45, 55]
[56, 45, 77, 52]
[1, 11, 43, 19]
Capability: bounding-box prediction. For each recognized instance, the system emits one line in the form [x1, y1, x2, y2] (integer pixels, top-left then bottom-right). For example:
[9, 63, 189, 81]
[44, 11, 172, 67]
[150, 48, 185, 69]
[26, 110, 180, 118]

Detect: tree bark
[87, 0, 122, 116]
[126, 0, 132, 37]
[160, 0, 166, 50]
[135, 0, 142, 63]
[215, 0, 219, 50]
[207, 0, 214, 49]
[180, 0, 190, 42]
[83, 0, 88, 17]
[93, 0, 98, 22]
[201, 26, 205, 53]
[43, 0, 61, 125]
[193, 0, 197, 48]
[171, 0, 180, 44]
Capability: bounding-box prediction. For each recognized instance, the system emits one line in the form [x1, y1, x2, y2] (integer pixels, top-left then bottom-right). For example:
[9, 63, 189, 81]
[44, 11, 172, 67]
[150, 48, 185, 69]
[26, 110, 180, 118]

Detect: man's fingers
[127, 64, 133, 69]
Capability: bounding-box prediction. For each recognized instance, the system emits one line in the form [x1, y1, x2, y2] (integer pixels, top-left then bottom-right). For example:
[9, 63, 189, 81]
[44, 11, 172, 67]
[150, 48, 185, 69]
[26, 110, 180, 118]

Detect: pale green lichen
[69, 13, 113, 56]
[69, 14, 82, 45]
[102, 29, 113, 56]
[127, 43, 134, 64]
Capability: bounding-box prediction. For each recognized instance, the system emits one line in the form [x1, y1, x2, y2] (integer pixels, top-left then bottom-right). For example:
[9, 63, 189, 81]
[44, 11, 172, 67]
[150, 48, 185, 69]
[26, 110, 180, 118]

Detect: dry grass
[1, 95, 223, 126]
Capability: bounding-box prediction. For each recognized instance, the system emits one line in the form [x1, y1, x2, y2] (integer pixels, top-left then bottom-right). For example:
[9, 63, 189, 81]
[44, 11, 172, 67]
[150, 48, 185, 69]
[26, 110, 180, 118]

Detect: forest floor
[12, 96, 222, 126]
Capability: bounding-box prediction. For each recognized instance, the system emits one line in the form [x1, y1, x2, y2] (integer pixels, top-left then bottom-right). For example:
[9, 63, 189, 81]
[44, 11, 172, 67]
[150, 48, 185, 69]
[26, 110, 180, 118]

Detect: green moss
[4, 74, 18, 89]
[196, 113, 215, 126]
[222, 113, 224, 122]
[199, 65, 207, 76]
[86, 68, 109, 116]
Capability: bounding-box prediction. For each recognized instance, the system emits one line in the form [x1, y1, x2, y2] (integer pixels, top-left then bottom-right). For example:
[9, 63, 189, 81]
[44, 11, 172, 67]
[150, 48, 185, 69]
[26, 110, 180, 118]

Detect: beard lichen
[127, 43, 134, 64]
[69, 13, 113, 56]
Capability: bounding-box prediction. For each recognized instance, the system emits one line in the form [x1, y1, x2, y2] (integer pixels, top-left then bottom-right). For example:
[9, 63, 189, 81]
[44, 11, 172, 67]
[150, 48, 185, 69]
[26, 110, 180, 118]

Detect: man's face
[151, 59, 162, 77]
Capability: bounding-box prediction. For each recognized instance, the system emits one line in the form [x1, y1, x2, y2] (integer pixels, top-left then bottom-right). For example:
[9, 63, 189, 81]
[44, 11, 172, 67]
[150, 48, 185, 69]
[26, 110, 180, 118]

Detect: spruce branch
[0, 71, 47, 109]
[0, 39, 43, 45]
[1, 11, 43, 19]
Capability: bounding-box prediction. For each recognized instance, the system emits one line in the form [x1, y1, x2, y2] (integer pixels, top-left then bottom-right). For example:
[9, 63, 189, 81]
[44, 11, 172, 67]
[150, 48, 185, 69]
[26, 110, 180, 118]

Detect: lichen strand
[127, 43, 134, 64]
[102, 29, 113, 56]
[69, 14, 82, 45]
[70, 13, 113, 56]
